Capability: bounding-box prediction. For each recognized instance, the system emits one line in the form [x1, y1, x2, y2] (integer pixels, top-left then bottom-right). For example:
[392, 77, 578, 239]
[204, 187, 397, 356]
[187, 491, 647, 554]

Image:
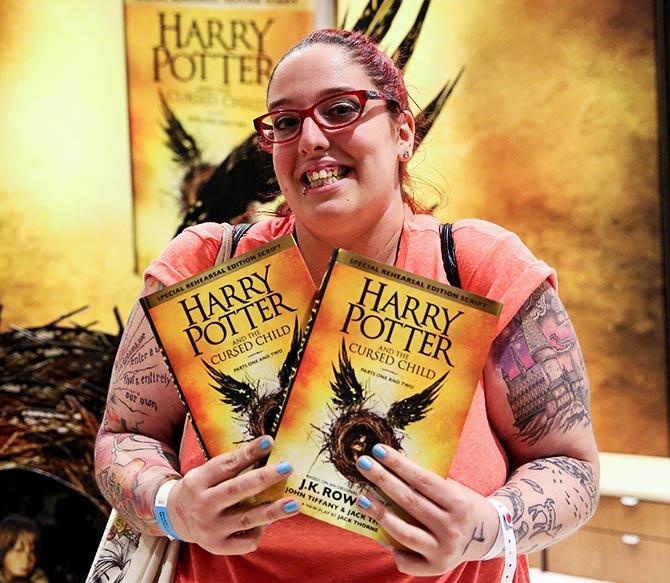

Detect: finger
[226, 497, 300, 532]
[370, 444, 455, 509]
[204, 527, 264, 556]
[196, 436, 274, 488]
[393, 548, 442, 577]
[356, 493, 436, 554]
[209, 459, 294, 508]
[356, 455, 444, 532]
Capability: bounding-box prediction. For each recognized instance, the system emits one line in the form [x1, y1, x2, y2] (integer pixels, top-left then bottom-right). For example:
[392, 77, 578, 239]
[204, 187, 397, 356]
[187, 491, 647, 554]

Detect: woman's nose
[298, 116, 329, 153]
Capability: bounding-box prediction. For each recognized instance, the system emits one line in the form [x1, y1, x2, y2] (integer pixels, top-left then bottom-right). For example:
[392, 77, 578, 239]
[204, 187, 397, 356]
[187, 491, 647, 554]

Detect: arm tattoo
[495, 485, 530, 542]
[96, 434, 180, 528]
[462, 522, 486, 555]
[495, 456, 598, 550]
[492, 282, 591, 444]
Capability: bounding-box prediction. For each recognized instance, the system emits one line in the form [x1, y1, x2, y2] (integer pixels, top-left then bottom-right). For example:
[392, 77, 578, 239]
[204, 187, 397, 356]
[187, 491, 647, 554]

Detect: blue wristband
[154, 480, 183, 541]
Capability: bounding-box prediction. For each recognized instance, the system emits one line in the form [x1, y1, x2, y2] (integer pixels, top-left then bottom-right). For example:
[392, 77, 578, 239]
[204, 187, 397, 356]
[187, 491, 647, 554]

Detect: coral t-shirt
[145, 210, 556, 583]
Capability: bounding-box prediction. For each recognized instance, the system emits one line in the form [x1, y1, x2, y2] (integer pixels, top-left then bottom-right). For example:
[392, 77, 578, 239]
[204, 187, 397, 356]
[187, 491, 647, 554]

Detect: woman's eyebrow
[268, 86, 358, 111]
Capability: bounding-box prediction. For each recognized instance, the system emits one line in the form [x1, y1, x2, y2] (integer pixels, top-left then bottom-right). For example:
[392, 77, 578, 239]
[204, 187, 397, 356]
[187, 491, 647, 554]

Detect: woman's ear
[396, 110, 416, 159]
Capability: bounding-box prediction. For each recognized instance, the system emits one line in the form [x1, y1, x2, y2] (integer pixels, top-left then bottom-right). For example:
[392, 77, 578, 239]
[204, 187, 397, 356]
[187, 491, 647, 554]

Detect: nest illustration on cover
[317, 340, 447, 487]
[202, 318, 302, 441]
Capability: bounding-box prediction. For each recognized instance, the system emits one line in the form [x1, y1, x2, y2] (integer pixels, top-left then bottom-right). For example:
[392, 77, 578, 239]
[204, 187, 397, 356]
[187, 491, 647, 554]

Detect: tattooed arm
[484, 280, 600, 553]
[95, 277, 301, 548]
[94, 277, 186, 535]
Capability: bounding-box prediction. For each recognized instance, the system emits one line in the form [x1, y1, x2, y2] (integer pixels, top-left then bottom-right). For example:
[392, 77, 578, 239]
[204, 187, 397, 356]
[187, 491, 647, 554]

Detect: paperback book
[260, 250, 502, 546]
[140, 234, 315, 459]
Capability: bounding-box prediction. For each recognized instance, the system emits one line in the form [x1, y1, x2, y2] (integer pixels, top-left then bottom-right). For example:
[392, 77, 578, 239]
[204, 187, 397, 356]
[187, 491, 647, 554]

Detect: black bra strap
[439, 223, 461, 289]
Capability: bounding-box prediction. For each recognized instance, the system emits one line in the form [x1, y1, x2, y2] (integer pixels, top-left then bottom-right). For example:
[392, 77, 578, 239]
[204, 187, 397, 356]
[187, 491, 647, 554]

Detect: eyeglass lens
[263, 93, 365, 142]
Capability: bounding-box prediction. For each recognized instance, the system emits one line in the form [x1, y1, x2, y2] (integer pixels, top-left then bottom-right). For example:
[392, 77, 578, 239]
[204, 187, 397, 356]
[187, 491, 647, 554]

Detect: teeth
[306, 167, 346, 186]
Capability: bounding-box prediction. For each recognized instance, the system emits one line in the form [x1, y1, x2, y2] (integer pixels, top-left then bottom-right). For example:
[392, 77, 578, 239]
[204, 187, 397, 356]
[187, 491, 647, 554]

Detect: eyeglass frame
[253, 89, 401, 145]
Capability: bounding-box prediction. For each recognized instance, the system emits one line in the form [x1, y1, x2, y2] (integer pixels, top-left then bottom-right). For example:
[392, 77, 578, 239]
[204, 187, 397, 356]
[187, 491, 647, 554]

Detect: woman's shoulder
[451, 217, 557, 330]
[143, 222, 225, 286]
[236, 215, 295, 252]
[143, 216, 294, 286]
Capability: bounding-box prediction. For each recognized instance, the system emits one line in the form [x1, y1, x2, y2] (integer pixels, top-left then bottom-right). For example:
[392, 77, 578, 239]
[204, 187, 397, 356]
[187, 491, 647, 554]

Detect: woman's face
[267, 43, 414, 238]
[3, 532, 36, 578]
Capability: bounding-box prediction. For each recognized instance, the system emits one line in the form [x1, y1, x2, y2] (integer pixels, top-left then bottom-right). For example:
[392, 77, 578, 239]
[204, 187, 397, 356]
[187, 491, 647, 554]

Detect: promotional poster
[125, 0, 314, 271]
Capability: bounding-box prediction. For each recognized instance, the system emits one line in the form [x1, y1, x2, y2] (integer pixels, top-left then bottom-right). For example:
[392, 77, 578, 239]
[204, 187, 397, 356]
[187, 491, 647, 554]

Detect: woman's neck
[294, 208, 405, 286]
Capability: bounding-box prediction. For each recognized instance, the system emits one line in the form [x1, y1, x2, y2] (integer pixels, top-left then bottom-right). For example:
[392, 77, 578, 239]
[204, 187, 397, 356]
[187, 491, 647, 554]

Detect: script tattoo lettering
[96, 280, 183, 533]
[104, 283, 177, 434]
[492, 282, 591, 444]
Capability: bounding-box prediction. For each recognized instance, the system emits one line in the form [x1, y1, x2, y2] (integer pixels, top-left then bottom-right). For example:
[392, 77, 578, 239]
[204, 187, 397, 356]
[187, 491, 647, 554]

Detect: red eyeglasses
[253, 89, 400, 144]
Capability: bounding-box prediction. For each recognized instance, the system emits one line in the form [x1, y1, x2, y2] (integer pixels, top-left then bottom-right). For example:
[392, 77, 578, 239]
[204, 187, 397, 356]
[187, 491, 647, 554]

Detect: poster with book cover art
[260, 250, 501, 545]
[124, 0, 314, 273]
[140, 235, 315, 459]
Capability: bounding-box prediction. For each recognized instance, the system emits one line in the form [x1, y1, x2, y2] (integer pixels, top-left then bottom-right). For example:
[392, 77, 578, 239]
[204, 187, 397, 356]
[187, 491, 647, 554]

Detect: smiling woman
[94, 29, 599, 583]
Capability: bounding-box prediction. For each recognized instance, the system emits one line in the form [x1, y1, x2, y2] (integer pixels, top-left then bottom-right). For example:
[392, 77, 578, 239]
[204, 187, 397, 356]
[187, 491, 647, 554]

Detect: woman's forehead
[268, 44, 372, 108]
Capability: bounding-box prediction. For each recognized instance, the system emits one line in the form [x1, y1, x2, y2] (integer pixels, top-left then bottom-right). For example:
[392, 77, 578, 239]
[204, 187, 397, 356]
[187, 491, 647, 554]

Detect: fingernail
[372, 444, 386, 459]
[283, 500, 299, 513]
[357, 456, 372, 471]
[277, 461, 293, 475]
[358, 495, 372, 510]
[259, 437, 272, 450]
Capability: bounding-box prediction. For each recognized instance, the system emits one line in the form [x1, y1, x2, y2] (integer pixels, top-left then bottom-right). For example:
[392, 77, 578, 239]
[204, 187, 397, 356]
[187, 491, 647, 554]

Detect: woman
[95, 29, 599, 582]
[0, 515, 49, 583]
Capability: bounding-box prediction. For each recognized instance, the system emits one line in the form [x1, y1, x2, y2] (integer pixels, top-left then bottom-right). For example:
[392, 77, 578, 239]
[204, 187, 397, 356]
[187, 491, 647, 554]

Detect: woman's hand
[167, 436, 299, 555]
[354, 444, 499, 576]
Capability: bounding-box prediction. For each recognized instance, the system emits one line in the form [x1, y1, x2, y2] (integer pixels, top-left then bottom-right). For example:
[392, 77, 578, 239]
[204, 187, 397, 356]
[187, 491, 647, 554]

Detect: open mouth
[302, 166, 351, 190]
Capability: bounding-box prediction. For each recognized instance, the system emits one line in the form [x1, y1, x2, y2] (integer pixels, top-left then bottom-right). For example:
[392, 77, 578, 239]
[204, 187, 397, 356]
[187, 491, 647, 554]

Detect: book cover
[260, 250, 502, 545]
[140, 234, 315, 459]
[124, 0, 314, 273]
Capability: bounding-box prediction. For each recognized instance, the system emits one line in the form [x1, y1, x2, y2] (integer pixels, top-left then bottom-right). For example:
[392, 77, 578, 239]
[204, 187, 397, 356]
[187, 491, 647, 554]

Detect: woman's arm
[94, 277, 300, 549]
[351, 280, 599, 575]
[94, 277, 189, 535]
[485, 280, 599, 553]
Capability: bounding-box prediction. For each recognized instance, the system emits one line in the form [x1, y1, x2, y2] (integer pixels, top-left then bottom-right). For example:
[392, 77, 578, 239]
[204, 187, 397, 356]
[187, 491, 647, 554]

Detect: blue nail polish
[357, 457, 372, 471]
[358, 495, 372, 510]
[259, 437, 271, 450]
[277, 461, 292, 475]
[283, 500, 299, 513]
[372, 444, 386, 459]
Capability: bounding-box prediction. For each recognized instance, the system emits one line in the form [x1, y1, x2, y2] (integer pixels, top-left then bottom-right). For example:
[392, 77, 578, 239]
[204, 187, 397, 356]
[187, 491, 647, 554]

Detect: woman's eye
[323, 100, 360, 120]
[273, 115, 299, 132]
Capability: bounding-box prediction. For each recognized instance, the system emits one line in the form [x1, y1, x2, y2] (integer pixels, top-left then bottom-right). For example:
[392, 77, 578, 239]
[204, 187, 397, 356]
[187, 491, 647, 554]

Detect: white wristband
[154, 479, 182, 541]
[483, 498, 517, 583]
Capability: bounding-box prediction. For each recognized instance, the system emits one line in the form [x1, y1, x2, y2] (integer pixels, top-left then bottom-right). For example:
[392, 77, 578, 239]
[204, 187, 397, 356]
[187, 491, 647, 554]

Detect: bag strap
[215, 223, 253, 265]
[439, 223, 462, 289]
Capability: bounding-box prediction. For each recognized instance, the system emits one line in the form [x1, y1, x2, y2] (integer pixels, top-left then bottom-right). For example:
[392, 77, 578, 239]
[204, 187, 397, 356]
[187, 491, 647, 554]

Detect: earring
[401, 151, 410, 160]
